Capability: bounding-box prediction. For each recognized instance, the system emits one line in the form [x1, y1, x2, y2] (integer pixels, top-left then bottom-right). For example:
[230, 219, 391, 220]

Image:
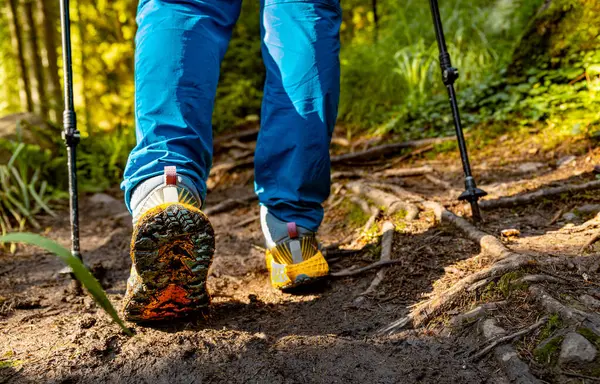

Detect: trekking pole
[428, 0, 487, 221]
[59, 0, 82, 260]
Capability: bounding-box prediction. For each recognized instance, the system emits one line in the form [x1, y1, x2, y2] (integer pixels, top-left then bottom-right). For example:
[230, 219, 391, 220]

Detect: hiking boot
[122, 166, 214, 322]
[261, 206, 329, 290]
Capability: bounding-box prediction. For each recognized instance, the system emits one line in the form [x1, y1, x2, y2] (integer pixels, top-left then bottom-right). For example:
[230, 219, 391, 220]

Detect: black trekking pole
[428, 0, 487, 221]
[59, 0, 82, 260]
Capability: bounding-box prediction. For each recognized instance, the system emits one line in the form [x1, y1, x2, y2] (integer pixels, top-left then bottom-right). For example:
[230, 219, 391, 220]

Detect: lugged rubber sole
[123, 203, 214, 322]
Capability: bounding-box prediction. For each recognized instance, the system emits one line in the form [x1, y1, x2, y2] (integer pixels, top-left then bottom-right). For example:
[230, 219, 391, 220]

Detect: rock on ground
[559, 332, 597, 366]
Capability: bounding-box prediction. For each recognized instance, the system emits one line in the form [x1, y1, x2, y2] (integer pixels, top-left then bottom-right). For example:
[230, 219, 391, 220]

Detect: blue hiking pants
[121, 0, 341, 232]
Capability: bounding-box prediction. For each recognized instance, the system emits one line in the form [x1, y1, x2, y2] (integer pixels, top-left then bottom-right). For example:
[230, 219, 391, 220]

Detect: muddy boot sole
[123, 203, 214, 322]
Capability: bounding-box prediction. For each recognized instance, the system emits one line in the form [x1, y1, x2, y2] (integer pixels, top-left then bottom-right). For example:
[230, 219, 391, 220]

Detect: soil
[1, 129, 599, 383]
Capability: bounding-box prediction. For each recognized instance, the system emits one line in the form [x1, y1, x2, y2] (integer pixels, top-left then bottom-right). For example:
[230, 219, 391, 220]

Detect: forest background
[1, 0, 599, 232]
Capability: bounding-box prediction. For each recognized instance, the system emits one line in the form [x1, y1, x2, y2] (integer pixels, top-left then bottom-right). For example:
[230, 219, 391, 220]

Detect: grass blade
[0, 233, 133, 336]
[10, 166, 30, 210]
[28, 185, 56, 217]
[7, 143, 24, 169]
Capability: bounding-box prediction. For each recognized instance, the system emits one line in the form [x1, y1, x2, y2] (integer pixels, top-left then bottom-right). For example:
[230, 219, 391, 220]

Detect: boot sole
[123, 203, 214, 322]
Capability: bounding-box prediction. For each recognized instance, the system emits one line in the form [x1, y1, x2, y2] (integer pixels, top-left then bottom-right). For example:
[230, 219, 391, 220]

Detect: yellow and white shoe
[262, 210, 329, 290]
[122, 166, 214, 322]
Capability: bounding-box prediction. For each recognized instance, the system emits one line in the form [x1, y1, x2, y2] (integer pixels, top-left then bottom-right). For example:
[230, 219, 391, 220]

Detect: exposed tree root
[422, 201, 518, 260]
[348, 182, 419, 220]
[378, 254, 534, 334]
[234, 214, 260, 228]
[204, 195, 258, 215]
[378, 207, 596, 333]
[423, 174, 458, 193]
[213, 127, 259, 146]
[513, 274, 563, 285]
[529, 285, 600, 335]
[331, 170, 366, 180]
[349, 196, 372, 217]
[388, 143, 436, 166]
[375, 165, 433, 178]
[353, 221, 395, 306]
[332, 166, 435, 181]
[366, 182, 424, 203]
[479, 180, 600, 210]
[330, 136, 456, 165]
[581, 232, 600, 253]
[330, 259, 404, 278]
[477, 319, 543, 384]
[216, 139, 255, 152]
[561, 371, 600, 382]
[469, 316, 548, 361]
[379, 201, 537, 334]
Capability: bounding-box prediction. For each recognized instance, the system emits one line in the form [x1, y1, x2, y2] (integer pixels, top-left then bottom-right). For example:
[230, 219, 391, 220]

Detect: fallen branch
[354, 221, 395, 306]
[331, 136, 456, 165]
[204, 194, 258, 215]
[469, 316, 548, 361]
[348, 182, 419, 220]
[330, 259, 403, 278]
[480, 180, 600, 210]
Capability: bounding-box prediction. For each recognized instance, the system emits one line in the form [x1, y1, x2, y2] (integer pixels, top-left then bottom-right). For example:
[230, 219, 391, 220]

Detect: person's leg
[257, 0, 341, 289]
[256, 0, 342, 233]
[121, 0, 242, 210]
[122, 0, 241, 321]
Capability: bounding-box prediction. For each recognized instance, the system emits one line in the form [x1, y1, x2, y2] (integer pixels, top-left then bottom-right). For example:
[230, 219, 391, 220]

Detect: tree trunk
[509, 0, 600, 78]
[38, 0, 63, 123]
[23, 0, 47, 118]
[75, 0, 89, 131]
[6, 0, 33, 112]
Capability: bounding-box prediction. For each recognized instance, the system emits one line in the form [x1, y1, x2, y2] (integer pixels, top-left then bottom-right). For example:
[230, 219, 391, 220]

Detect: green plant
[0, 233, 133, 336]
[0, 144, 57, 252]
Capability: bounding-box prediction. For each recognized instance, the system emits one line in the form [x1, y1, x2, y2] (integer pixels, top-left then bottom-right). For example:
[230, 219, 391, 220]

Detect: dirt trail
[1, 132, 600, 383]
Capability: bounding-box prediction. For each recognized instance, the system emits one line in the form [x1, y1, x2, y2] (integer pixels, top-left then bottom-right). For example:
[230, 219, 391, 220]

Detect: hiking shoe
[122, 166, 214, 322]
[261, 207, 329, 290]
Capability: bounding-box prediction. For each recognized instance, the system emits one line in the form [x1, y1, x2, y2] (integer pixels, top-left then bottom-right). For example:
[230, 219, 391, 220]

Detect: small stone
[517, 162, 544, 173]
[574, 204, 600, 215]
[89, 193, 127, 216]
[557, 155, 576, 168]
[580, 294, 600, 309]
[451, 306, 486, 327]
[559, 332, 597, 366]
[89, 193, 118, 205]
[479, 318, 506, 340]
[562, 212, 578, 221]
